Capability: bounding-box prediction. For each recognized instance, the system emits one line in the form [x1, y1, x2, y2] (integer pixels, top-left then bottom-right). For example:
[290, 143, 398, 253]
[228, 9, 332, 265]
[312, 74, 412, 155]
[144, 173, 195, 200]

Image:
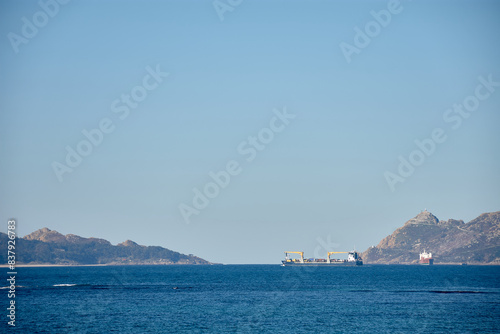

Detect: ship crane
[284, 251, 304, 263]
[327, 251, 348, 263]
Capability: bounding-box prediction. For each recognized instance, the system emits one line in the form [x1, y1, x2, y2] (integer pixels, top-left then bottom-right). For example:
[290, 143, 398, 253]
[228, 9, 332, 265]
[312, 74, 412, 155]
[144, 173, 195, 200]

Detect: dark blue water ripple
[3, 265, 499, 333]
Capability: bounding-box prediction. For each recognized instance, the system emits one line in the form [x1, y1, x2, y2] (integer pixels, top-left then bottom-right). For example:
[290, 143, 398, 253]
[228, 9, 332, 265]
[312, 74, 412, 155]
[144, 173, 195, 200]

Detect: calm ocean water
[3, 265, 499, 333]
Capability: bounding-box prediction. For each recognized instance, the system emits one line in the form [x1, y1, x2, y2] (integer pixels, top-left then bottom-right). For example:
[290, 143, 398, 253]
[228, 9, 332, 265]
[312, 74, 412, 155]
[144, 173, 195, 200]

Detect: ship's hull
[419, 258, 434, 265]
[282, 260, 362, 266]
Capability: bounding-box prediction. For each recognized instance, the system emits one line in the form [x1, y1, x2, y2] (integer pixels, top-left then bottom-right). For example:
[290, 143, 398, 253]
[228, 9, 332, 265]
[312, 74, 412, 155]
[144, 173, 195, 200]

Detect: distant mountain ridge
[0, 228, 212, 265]
[362, 211, 500, 264]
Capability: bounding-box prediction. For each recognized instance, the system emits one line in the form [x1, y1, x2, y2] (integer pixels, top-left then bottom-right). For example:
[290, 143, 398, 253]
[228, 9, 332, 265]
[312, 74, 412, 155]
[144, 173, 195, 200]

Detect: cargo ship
[282, 251, 363, 266]
[419, 250, 433, 265]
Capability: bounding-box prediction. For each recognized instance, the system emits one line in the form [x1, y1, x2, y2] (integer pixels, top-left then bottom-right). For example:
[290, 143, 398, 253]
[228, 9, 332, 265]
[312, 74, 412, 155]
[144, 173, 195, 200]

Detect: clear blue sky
[1, 0, 499, 264]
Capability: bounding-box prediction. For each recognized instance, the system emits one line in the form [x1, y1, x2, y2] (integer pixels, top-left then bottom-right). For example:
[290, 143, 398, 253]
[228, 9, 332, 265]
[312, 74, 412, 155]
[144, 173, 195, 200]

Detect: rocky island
[362, 211, 500, 264]
[0, 228, 212, 266]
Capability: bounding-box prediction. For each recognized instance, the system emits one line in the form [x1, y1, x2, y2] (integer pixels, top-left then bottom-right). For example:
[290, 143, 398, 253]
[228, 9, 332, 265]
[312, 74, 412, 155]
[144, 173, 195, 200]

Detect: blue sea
[3, 265, 500, 333]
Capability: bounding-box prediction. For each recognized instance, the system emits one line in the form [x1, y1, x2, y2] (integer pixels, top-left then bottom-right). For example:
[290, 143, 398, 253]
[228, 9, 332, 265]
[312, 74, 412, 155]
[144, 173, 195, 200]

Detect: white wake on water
[53, 284, 77, 287]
